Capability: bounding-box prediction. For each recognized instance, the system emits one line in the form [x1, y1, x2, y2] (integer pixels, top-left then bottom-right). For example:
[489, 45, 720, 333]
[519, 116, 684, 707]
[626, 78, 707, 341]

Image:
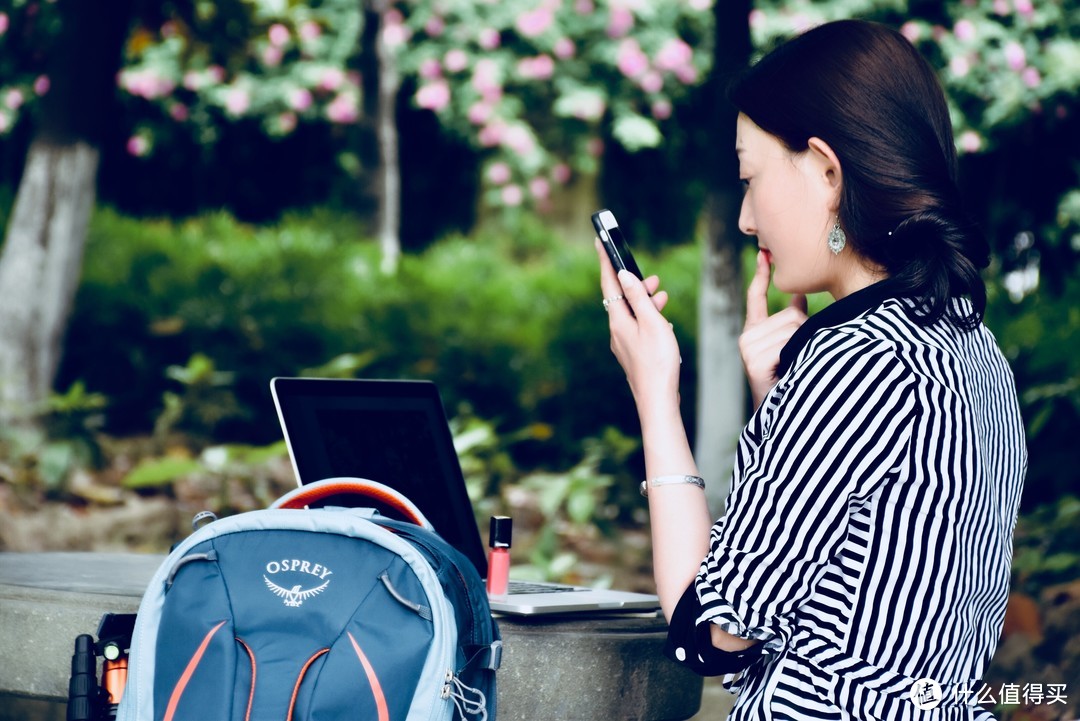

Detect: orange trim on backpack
[276, 480, 425, 526]
[348, 632, 390, 721]
[286, 648, 330, 721]
[163, 620, 227, 721]
[236, 638, 256, 721]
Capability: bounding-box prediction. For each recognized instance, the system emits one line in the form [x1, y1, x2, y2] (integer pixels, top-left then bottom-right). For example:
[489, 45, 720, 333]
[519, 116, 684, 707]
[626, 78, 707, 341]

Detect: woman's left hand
[596, 239, 679, 418]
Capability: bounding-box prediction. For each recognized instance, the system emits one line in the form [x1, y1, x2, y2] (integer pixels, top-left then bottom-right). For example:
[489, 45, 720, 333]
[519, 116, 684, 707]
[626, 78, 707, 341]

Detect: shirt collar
[777, 277, 905, 377]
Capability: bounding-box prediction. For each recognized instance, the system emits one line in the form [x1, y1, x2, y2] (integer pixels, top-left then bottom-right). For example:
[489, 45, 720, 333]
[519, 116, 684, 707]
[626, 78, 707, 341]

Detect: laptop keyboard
[508, 580, 584, 595]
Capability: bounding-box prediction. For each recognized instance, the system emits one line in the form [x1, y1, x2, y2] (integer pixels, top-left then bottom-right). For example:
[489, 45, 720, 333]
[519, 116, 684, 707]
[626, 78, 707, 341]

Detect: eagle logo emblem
[263, 575, 330, 607]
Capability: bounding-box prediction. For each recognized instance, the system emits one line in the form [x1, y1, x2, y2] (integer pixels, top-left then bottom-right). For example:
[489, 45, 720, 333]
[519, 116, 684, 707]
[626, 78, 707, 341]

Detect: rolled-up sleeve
[695, 333, 918, 654]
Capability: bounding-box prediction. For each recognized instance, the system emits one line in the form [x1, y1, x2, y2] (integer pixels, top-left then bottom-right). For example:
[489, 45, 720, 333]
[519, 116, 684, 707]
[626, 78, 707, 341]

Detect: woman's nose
[738, 197, 755, 236]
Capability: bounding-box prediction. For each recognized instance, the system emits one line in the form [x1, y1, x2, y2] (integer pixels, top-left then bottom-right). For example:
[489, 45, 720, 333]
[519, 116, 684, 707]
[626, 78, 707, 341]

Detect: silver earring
[827, 217, 846, 255]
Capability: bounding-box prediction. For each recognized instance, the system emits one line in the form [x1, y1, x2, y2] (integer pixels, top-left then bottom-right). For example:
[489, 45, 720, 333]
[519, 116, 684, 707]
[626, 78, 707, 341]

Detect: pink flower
[468, 102, 492, 125]
[208, 66, 226, 84]
[319, 68, 345, 91]
[183, 71, 202, 91]
[169, 103, 189, 121]
[529, 177, 550, 200]
[617, 39, 649, 78]
[639, 71, 663, 94]
[425, 16, 445, 37]
[478, 28, 500, 50]
[269, 23, 290, 47]
[1021, 66, 1041, 88]
[518, 55, 555, 81]
[0, 13, 8, 35]
[551, 163, 572, 184]
[587, 138, 604, 157]
[445, 50, 469, 73]
[953, 19, 976, 42]
[300, 21, 321, 41]
[34, 75, 50, 96]
[478, 122, 505, 147]
[383, 26, 408, 46]
[472, 59, 502, 99]
[1003, 41, 1026, 71]
[1014, 0, 1033, 16]
[126, 135, 150, 157]
[501, 185, 523, 206]
[949, 55, 970, 78]
[5, 89, 24, 110]
[655, 38, 693, 72]
[487, 162, 511, 184]
[224, 87, 250, 116]
[574, 0, 594, 14]
[289, 87, 313, 111]
[651, 99, 672, 120]
[900, 22, 921, 43]
[416, 81, 451, 112]
[161, 21, 179, 38]
[516, 8, 554, 38]
[326, 93, 358, 123]
[607, 6, 634, 38]
[688, 0, 712, 9]
[958, 130, 981, 153]
[674, 64, 698, 84]
[262, 45, 283, 67]
[748, 9, 766, 29]
[993, 0, 1010, 14]
[554, 38, 576, 59]
[278, 112, 297, 133]
[420, 58, 442, 79]
[503, 125, 534, 154]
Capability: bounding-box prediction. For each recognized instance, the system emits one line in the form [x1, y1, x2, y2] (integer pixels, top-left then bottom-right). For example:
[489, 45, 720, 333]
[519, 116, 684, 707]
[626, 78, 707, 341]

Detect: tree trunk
[0, 0, 132, 425]
[693, 0, 753, 514]
[374, 6, 402, 275]
[0, 140, 99, 423]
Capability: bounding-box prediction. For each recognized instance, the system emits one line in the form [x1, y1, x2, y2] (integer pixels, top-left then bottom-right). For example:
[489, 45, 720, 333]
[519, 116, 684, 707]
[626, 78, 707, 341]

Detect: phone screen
[591, 209, 644, 280]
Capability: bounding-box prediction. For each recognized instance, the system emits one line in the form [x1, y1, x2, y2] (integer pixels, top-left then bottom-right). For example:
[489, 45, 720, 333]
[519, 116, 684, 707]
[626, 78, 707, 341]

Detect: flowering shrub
[387, 0, 713, 209]
[751, 0, 1079, 157]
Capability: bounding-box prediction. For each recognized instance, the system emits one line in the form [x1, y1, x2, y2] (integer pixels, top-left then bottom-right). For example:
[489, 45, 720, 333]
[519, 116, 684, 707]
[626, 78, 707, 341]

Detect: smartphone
[591, 209, 644, 280]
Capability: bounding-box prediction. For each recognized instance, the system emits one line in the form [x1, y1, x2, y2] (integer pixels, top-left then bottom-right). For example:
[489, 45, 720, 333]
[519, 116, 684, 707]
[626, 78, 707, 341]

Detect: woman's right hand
[595, 239, 677, 419]
[739, 250, 807, 410]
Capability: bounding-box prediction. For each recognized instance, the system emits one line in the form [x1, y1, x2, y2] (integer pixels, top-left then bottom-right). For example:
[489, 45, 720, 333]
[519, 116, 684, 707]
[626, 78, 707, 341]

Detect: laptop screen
[270, 377, 488, 577]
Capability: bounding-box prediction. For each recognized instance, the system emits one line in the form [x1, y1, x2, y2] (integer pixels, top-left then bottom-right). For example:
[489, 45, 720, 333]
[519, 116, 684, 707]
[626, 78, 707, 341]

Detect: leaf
[611, 113, 662, 152]
[123, 457, 203, 488]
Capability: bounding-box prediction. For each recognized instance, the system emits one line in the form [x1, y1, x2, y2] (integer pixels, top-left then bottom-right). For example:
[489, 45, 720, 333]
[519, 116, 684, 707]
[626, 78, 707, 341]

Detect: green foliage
[63, 205, 699, 464]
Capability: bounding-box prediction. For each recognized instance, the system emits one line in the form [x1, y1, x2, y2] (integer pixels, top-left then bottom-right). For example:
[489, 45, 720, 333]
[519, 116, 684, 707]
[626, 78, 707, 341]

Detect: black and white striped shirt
[668, 280, 1028, 720]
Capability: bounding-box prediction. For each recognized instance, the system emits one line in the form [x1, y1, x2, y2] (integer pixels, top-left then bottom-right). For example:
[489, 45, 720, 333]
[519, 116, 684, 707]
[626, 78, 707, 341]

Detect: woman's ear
[807, 136, 843, 209]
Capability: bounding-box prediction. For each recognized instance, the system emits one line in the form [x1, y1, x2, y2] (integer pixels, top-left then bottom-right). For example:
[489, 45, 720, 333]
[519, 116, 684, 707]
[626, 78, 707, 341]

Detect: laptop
[270, 377, 660, 616]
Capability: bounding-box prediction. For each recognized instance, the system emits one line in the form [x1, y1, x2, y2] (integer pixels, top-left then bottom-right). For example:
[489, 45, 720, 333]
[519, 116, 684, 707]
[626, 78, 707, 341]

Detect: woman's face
[736, 113, 842, 297]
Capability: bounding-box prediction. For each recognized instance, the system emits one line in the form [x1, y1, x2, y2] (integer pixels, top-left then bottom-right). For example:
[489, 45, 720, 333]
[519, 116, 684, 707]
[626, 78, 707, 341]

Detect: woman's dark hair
[729, 19, 989, 330]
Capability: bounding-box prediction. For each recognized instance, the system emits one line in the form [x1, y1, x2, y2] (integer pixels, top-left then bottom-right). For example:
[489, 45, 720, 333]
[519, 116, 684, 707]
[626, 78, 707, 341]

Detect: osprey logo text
[263, 559, 333, 608]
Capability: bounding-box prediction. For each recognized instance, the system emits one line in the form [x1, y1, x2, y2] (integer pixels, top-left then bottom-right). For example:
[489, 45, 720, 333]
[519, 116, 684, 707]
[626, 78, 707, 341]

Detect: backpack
[107, 477, 501, 721]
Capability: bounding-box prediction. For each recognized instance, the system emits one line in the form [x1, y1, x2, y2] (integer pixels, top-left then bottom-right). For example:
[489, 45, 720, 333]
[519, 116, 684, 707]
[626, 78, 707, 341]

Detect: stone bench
[0, 552, 704, 720]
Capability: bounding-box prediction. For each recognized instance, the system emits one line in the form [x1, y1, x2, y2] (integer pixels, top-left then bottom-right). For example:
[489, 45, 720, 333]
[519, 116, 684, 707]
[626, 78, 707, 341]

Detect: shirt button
[675, 647, 687, 662]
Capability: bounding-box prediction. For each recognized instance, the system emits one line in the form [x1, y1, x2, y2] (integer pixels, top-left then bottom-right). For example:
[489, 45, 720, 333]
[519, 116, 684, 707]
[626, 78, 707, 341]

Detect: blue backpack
[112, 478, 501, 721]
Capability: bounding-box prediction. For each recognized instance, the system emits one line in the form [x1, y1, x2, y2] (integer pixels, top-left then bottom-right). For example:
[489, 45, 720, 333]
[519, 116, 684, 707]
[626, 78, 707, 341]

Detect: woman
[597, 20, 1027, 720]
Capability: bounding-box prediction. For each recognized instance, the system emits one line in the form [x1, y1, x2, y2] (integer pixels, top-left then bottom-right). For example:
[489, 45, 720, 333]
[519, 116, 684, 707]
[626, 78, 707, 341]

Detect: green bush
[58, 206, 701, 471]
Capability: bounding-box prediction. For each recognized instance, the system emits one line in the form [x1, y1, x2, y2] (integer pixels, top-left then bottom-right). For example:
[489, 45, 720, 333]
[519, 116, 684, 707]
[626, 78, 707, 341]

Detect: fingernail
[617, 270, 633, 287]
